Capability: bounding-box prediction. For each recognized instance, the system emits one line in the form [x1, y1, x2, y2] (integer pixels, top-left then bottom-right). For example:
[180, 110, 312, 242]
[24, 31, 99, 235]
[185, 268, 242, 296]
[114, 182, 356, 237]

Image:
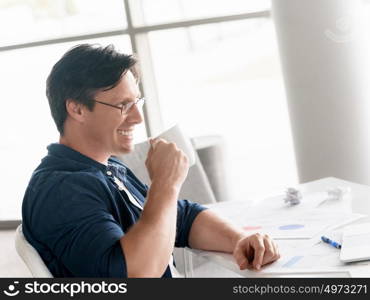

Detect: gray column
[271, 0, 370, 184]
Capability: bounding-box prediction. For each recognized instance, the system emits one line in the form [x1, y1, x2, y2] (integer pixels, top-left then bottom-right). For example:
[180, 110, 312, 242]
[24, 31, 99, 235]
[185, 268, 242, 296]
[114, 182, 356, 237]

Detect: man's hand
[233, 233, 280, 270]
[145, 138, 189, 190]
[122, 138, 189, 277]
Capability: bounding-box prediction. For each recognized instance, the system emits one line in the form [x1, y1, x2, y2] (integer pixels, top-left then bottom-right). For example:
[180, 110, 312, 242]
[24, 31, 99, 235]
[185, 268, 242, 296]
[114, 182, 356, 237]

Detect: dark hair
[46, 43, 138, 135]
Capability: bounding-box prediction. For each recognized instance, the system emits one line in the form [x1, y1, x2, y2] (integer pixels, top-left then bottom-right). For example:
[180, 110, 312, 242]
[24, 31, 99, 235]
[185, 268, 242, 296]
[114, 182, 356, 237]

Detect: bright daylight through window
[0, 0, 297, 220]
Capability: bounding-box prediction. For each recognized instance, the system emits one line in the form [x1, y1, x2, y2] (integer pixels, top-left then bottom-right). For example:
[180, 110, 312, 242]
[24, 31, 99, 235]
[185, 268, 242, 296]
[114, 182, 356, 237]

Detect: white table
[184, 177, 370, 277]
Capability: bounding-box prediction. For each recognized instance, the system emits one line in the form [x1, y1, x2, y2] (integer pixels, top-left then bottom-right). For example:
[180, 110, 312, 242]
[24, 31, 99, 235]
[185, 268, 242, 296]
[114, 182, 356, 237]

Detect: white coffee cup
[117, 124, 196, 185]
[150, 124, 196, 167]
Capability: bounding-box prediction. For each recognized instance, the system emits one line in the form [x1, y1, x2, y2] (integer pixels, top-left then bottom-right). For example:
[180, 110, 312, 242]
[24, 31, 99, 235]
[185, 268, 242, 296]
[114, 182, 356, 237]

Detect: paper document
[237, 212, 365, 239]
[264, 230, 370, 275]
[211, 190, 363, 239]
[188, 230, 370, 277]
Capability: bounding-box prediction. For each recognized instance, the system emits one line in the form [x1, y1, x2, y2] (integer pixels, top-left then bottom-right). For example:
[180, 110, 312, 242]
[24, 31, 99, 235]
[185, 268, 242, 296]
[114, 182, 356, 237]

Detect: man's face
[82, 71, 143, 156]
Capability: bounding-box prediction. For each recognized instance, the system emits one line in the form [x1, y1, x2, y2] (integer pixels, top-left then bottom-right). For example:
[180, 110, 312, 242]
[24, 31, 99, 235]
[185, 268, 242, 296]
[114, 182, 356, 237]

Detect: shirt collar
[47, 143, 109, 172]
[47, 143, 128, 175]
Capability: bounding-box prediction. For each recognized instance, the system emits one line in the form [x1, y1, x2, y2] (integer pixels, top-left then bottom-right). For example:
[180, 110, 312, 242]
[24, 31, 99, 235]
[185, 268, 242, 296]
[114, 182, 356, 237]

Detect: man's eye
[118, 102, 129, 108]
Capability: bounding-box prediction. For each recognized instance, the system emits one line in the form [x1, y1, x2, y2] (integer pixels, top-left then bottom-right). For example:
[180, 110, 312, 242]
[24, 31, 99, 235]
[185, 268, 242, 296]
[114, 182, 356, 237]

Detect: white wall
[272, 0, 370, 184]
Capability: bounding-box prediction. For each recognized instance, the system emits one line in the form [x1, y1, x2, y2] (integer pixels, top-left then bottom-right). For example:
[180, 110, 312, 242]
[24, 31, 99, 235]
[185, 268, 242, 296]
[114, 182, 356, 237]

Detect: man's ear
[65, 99, 86, 123]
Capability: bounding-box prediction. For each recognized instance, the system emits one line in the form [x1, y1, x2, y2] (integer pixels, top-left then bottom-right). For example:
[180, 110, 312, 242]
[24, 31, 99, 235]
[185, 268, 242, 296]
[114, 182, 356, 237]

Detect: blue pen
[321, 236, 342, 249]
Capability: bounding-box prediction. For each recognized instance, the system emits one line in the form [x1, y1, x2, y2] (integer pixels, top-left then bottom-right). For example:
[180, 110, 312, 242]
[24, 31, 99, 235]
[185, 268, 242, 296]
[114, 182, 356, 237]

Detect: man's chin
[116, 143, 135, 155]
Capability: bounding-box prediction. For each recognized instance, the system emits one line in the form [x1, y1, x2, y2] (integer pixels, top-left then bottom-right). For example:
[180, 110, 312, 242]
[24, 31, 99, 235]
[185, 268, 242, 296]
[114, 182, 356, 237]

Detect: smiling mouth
[117, 129, 133, 137]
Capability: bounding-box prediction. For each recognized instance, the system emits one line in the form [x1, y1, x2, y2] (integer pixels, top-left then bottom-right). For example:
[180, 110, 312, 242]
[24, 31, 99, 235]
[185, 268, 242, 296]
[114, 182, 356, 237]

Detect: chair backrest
[117, 126, 217, 205]
[14, 224, 53, 278]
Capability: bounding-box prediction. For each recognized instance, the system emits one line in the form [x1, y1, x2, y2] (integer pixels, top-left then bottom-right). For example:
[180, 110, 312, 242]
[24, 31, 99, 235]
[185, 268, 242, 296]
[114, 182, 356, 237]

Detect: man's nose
[127, 103, 143, 124]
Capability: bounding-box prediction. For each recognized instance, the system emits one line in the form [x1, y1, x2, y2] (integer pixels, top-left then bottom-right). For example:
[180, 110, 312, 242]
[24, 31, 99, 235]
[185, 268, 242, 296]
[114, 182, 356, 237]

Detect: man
[22, 44, 280, 277]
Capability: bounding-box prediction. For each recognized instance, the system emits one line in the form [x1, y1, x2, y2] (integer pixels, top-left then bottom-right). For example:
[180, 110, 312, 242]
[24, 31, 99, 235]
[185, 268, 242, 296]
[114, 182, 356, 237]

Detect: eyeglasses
[93, 97, 145, 115]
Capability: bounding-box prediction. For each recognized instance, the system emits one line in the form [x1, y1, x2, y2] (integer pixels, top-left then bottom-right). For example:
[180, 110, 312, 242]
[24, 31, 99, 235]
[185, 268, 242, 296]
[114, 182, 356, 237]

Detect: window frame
[0, 0, 270, 136]
[0, 0, 270, 224]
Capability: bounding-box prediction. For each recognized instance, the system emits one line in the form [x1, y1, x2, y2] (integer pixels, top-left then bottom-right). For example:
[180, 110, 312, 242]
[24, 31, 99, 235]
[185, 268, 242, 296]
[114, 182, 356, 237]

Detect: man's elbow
[126, 264, 167, 278]
[121, 239, 168, 278]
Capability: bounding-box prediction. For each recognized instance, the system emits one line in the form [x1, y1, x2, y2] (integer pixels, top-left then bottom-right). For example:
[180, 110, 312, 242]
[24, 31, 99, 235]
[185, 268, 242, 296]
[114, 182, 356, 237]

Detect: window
[147, 19, 297, 200]
[0, 0, 127, 47]
[131, 0, 270, 26]
[0, 0, 298, 220]
[0, 35, 136, 219]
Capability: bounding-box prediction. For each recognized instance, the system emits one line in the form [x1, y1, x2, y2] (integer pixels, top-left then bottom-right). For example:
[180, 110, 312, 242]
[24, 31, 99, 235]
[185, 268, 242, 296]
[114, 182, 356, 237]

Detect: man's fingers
[146, 139, 155, 162]
[233, 240, 253, 270]
[239, 258, 248, 270]
[233, 234, 282, 271]
[147, 139, 154, 153]
[273, 241, 281, 260]
[233, 234, 281, 272]
[149, 138, 159, 149]
[267, 237, 280, 262]
[251, 234, 265, 270]
[233, 246, 247, 268]
[234, 234, 265, 270]
[149, 138, 169, 150]
[262, 235, 277, 265]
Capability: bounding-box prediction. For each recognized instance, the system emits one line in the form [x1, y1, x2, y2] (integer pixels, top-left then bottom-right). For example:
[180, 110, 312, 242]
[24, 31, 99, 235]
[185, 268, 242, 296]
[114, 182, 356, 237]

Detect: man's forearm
[120, 181, 178, 277]
[188, 209, 245, 253]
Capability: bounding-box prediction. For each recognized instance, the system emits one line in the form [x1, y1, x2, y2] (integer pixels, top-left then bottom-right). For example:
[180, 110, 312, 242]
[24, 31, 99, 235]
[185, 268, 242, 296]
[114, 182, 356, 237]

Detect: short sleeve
[175, 199, 208, 247]
[38, 174, 127, 277]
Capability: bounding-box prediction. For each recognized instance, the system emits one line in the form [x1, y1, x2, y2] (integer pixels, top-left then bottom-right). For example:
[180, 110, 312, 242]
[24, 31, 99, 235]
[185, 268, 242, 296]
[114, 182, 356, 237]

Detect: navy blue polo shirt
[22, 143, 207, 277]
